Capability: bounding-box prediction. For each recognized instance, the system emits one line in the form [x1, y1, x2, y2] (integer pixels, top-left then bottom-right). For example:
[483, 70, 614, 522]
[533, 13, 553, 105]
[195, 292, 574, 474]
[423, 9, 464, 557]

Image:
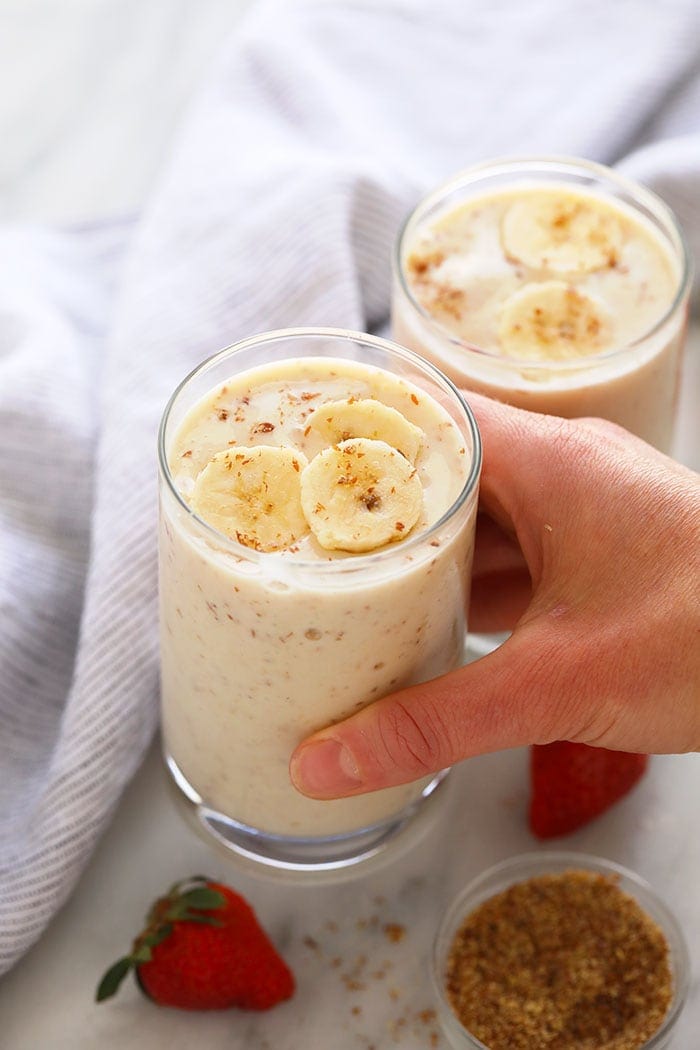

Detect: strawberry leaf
[180, 914, 223, 927]
[132, 944, 153, 963]
[96, 957, 133, 1002]
[179, 888, 225, 911]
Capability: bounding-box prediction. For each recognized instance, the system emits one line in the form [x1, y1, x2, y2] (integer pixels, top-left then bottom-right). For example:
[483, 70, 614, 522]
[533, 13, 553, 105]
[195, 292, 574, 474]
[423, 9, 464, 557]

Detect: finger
[462, 393, 561, 577]
[470, 393, 677, 520]
[576, 415, 678, 469]
[289, 622, 571, 799]
[464, 395, 675, 589]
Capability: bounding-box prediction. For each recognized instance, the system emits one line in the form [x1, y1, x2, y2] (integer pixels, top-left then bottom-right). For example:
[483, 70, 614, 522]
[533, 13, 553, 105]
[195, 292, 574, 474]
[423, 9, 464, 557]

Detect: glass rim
[157, 326, 482, 573]
[394, 153, 693, 373]
[431, 850, 691, 1050]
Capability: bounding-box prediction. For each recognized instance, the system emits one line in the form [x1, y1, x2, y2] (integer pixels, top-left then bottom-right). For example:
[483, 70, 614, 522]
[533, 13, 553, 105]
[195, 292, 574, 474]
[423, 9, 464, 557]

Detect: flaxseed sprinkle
[445, 870, 672, 1049]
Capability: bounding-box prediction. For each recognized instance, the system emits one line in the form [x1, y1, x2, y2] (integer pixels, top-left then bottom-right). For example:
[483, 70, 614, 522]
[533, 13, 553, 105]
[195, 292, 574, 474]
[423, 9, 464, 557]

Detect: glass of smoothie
[158, 328, 482, 873]
[392, 156, 692, 454]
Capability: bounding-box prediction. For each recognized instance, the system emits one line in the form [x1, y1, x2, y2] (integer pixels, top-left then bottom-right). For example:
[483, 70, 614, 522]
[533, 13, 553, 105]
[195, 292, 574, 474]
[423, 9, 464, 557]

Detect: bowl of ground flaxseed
[432, 852, 690, 1050]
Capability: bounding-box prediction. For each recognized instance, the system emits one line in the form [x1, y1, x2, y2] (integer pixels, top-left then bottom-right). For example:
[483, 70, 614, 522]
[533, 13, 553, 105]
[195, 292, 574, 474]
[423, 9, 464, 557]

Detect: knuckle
[375, 699, 448, 777]
[546, 416, 595, 469]
[574, 709, 621, 749]
[577, 416, 629, 442]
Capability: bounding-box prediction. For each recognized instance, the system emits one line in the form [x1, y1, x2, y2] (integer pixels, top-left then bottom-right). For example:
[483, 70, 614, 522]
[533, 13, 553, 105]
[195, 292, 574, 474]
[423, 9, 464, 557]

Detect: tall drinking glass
[158, 328, 481, 873]
[392, 156, 692, 454]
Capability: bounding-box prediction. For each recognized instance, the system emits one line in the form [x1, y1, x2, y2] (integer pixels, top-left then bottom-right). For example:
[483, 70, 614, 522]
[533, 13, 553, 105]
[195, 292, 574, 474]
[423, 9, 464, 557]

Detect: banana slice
[306, 398, 424, 463]
[300, 438, 423, 553]
[498, 281, 613, 360]
[190, 445, 309, 552]
[501, 190, 624, 274]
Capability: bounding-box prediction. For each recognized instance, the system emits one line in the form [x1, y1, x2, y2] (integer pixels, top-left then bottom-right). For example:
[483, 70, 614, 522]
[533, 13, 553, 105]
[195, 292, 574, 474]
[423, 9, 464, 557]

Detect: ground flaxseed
[444, 870, 673, 1050]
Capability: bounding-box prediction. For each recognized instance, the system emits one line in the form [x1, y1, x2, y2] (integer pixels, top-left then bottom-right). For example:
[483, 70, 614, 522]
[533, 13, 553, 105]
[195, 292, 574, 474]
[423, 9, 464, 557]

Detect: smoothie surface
[404, 184, 680, 360]
[168, 356, 471, 561]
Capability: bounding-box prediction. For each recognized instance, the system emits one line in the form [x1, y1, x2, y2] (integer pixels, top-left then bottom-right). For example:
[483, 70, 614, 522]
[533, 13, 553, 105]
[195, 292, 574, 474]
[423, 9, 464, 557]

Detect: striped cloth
[1, 0, 699, 975]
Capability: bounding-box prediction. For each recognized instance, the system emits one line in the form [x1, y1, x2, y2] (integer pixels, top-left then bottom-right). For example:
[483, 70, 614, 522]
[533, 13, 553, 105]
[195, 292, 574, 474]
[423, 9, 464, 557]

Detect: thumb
[289, 622, 578, 799]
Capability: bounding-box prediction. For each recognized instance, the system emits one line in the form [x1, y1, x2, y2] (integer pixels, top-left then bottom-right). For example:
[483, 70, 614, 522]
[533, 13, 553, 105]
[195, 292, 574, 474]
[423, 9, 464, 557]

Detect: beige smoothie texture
[393, 182, 687, 451]
[159, 356, 476, 837]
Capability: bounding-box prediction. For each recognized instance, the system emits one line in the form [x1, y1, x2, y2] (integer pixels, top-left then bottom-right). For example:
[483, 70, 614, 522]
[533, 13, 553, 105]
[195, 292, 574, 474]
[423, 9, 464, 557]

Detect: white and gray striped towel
[1, 0, 699, 975]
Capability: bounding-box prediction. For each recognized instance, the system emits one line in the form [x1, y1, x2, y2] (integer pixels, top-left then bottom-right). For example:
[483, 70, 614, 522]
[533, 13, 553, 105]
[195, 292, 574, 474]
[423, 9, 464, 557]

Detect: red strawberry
[529, 742, 649, 839]
[96, 876, 295, 1010]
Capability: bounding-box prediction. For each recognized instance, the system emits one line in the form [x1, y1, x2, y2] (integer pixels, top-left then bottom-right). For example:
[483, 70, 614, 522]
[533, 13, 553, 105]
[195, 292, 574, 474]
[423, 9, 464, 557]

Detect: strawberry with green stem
[97, 876, 295, 1010]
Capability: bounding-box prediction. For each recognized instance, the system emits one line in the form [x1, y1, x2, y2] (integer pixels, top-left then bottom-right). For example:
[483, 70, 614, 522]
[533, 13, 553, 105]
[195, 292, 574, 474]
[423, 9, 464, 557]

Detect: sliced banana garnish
[501, 191, 624, 274]
[306, 398, 424, 464]
[190, 445, 309, 552]
[300, 438, 422, 553]
[498, 280, 613, 360]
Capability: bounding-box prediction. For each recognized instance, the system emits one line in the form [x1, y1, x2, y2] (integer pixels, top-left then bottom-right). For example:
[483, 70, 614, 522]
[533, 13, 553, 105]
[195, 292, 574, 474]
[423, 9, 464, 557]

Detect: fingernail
[291, 738, 362, 798]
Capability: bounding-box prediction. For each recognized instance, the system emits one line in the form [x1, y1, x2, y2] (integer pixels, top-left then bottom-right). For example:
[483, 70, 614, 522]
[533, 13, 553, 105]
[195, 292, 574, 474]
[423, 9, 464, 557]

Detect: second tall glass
[392, 156, 692, 454]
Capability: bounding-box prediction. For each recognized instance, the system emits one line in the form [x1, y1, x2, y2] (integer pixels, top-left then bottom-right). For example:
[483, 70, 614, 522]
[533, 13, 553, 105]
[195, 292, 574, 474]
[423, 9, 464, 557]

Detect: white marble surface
[2, 741, 700, 1049]
[0, 2, 699, 1048]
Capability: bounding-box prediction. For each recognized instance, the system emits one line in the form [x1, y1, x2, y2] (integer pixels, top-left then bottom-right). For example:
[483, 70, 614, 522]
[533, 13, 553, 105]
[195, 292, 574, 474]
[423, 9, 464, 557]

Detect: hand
[290, 393, 700, 800]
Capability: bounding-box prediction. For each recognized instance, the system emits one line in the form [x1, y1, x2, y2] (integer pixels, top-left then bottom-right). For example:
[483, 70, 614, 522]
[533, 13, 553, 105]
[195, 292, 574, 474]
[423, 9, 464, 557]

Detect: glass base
[164, 752, 450, 881]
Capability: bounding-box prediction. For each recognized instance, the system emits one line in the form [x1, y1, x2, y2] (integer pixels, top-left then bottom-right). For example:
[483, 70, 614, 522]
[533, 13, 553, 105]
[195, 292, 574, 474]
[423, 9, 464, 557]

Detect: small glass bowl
[432, 852, 690, 1050]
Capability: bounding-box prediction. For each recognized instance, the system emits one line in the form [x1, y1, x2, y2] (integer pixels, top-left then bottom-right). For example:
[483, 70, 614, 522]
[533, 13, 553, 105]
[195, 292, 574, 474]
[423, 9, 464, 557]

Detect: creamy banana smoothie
[158, 330, 481, 869]
[393, 158, 691, 452]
